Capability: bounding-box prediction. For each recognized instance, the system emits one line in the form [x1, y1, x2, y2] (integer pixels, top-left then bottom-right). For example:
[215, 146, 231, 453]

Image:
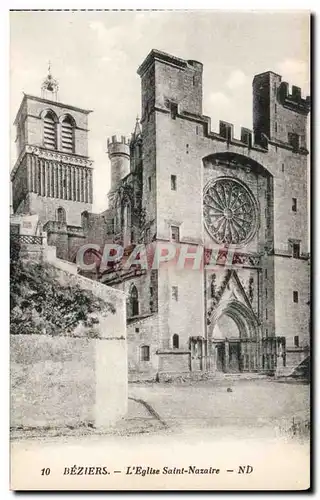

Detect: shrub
[10, 253, 115, 337]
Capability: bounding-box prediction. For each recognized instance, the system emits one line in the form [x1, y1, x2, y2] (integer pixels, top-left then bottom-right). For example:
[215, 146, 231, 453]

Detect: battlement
[278, 81, 311, 114]
[107, 135, 130, 146]
[137, 49, 203, 76]
[217, 121, 253, 146]
[216, 121, 255, 148]
[253, 71, 310, 116]
[107, 135, 130, 157]
[166, 104, 264, 151]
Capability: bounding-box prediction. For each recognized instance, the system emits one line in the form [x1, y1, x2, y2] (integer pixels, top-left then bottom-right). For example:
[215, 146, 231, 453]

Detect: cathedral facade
[11, 49, 310, 380]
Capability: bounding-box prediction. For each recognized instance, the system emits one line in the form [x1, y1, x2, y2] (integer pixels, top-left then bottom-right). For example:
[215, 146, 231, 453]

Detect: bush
[10, 255, 115, 337]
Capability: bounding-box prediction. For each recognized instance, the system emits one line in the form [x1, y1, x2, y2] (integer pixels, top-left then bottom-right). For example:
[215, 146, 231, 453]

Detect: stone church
[11, 49, 310, 380]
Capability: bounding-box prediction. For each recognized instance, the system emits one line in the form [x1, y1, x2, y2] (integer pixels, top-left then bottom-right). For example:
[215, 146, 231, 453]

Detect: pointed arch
[209, 300, 259, 341]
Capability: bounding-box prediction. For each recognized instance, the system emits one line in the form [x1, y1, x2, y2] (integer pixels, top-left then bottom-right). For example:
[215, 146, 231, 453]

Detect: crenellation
[278, 81, 310, 114]
[241, 127, 253, 148]
[107, 135, 130, 146]
[219, 121, 234, 142]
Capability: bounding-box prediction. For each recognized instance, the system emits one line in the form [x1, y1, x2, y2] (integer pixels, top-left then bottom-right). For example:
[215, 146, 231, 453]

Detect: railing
[10, 234, 43, 245]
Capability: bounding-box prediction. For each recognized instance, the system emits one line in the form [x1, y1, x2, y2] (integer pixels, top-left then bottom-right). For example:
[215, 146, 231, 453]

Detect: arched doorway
[212, 315, 242, 372]
[210, 300, 259, 373]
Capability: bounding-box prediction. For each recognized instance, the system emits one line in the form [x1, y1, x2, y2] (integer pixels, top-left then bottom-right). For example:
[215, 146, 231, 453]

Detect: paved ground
[129, 378, 310, 433]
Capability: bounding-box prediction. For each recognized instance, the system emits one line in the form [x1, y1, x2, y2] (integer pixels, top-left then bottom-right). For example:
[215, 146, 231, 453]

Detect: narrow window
[288, 132, 299, 151]
[81, 211, 89, 229]
[196, 125, 199, 135]
[274, 122, 278, 133]
[148, 176, 152, 191]
[275, 104, 277, 113]
[173, 334, 179, 349]
[127, 285, 139, 317]
[60, 115, 74, 153]
[265, 328, 268, 336]
[292, 198, 297, 212]
[172, 286, 178, 301]
[141, 345, 150, 361]
[282, 163, 285, 172]
[171, 175, 177, 191]
[135, 327, 139, 333]
[294, 335, 299, 347]
[56, 207, 66, 223]
[293, 291, 299, 303]
[265, 269, 268, 279]
[265, 288, 268, 299]
[171, 225, 180, 243]
[149, 286, 154, 313]
[273, 81, 277, 95]
[192, 75, 196, 86]
[292, 243, 300, 259]
[266, 308, 268, 320]
[186, 144, 189, 154]
[170, 102, 178, 120]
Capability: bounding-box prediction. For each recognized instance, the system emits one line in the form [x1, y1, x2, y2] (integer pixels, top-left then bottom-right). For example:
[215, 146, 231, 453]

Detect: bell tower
[11, 64, 93, 228]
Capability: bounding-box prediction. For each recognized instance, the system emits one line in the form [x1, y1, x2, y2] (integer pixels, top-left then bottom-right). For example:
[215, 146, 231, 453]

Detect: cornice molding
[11, 145, 93, 180]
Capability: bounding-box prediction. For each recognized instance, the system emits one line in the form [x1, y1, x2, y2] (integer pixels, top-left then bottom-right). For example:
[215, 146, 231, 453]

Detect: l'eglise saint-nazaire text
[126, 466, 221, 476]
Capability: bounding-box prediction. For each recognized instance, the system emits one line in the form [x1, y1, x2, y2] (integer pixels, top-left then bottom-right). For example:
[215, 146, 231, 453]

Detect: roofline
[13, 93, 93, 125]
[253, 70, 282, 81]
[137, 49, 202, 77]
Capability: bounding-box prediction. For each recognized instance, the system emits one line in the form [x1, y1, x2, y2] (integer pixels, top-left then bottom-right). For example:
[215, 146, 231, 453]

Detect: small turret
[107, 135, 130, 200]
[253, 71, 310, 149]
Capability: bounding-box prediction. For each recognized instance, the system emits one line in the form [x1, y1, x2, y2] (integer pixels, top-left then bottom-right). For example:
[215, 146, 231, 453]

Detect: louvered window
[43, 112, 57, 150]
[61, 116, 74, 153]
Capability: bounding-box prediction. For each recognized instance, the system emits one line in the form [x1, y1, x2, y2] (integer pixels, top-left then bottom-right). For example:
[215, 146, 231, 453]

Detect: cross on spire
[41, 60, 59, 100]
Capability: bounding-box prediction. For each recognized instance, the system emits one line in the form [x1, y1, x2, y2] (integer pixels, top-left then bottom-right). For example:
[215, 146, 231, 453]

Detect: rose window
[203, 178, 258, 244]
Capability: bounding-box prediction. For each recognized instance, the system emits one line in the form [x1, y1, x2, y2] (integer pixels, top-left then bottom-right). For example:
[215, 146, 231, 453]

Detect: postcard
[10, 9, 311, 491]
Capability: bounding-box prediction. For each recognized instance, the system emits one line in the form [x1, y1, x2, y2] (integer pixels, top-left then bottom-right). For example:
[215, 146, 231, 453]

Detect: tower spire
[133, 115, 142, 138]
[41, 60, 59, 101]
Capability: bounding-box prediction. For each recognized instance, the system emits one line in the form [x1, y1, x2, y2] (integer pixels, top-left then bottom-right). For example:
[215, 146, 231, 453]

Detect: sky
[10, 10, 310, 213]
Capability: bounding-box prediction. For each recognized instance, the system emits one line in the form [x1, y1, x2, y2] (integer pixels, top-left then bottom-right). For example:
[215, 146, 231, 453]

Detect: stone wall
[11, 335, 95, 428]
[11, 251, 128, 429]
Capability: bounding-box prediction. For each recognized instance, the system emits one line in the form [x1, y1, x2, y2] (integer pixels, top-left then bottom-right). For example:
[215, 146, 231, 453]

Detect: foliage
[10, 241, 115, 337]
